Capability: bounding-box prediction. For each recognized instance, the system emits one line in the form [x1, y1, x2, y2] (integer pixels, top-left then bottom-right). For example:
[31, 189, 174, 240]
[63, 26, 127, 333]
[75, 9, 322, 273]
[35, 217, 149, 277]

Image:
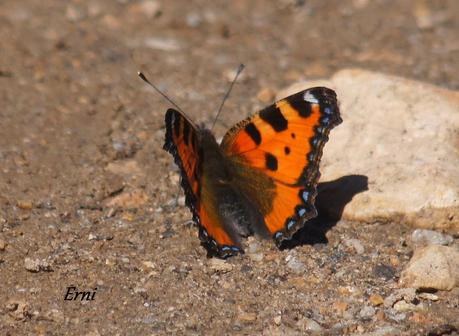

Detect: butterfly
[163, 87, 341, 258]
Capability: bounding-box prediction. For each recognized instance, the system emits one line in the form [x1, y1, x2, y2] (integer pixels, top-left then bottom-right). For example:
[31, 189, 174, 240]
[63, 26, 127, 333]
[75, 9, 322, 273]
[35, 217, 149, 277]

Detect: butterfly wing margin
[221, 88, 342, 243]
[163, 108, 242, 257]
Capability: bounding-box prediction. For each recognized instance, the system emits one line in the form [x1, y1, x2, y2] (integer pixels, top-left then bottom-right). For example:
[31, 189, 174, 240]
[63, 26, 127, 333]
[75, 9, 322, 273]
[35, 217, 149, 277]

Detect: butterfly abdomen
[198, 130, 269, 254]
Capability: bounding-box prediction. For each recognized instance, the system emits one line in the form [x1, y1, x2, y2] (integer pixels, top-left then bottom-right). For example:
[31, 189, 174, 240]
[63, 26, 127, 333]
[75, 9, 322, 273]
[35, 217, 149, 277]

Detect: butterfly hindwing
[220, 87, 342, 243]
[164, 108, 242, 257]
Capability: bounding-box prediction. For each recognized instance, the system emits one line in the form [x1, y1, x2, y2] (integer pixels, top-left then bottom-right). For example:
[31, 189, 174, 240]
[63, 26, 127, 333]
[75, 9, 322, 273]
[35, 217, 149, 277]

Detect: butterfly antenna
[211, 64, 245, 130]
[138, 72, 186, 114]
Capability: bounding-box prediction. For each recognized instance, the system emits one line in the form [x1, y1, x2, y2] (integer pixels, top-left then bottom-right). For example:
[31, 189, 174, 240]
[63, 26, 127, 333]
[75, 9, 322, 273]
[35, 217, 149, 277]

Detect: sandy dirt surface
[1, 1, 458, 335]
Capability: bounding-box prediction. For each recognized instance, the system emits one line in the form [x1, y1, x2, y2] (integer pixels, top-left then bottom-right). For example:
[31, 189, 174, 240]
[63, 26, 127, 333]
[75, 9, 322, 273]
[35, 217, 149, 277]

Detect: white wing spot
[303, 91, 319, 104]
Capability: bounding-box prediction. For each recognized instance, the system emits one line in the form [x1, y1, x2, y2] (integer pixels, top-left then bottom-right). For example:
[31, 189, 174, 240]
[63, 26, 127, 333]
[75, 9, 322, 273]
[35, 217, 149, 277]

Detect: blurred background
[2, 0, 458, 197]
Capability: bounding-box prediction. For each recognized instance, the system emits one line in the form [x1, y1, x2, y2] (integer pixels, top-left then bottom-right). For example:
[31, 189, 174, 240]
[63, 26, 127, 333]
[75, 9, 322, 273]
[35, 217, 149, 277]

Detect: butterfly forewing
[220, 87, 342, 242]
[164, 108, 242, 257]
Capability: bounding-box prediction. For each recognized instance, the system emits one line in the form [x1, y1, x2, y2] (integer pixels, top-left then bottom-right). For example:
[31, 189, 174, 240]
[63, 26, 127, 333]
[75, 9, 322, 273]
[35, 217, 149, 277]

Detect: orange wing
[220, 87, 342, 244]
[164, 109, 242, 257]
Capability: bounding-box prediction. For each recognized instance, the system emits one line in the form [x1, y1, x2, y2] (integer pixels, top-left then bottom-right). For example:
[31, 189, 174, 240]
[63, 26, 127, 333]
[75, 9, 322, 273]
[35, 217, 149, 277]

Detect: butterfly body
[163, 87, 341, 258]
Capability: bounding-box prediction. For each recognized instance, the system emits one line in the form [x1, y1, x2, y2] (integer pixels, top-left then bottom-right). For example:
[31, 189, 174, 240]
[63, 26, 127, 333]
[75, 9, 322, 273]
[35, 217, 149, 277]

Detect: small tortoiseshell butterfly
[162, 85, 342, 258]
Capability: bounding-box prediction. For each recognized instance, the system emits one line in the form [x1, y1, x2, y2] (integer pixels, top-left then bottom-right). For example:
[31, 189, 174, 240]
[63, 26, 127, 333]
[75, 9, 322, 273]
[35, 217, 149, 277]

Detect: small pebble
[356, 325, 365, 333]
[369, 294, 384, 306]
[384, 288, 416, 308]
[389, 311, 407, 322]
[247, 240, 260, 254]
[237, 312, 257, 322]
[393, 300, 424, 312]
[142, 261, 155, 269]
[375, 310, 385, 321]
[286, 255, 306, 273]
[359, 305, 376, 319]
[298, 317, 322, 332]
[411, 229, 453, 246]
[344, 238, 364, 254]
[6, 300, 31, 321]
[370, 326, 400, 336]
[0, 239, 7, 251]
[400, 245, 459, 291]
[177, 196, 185, 206]
[208, 259, 233, 273]
[249, 253, 264, 262]
[273, 315, 282, 325]
[24, 258, 41, 272]
[417, 292, 439, 301]
[17, 200, 33, 209]
[373, 264, 396, 280]
[104, 189, 149, 209]
[24, 258, 52, 272]
[144, 37, 182, 51]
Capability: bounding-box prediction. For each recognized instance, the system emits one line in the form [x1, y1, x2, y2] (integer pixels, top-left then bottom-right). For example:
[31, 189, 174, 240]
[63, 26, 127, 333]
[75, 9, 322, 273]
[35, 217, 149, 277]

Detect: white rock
[208, 259, 233, 273]
[411, 229, 454, 246]
[417, 292, 439, 301]
[278, 69, 459, 231]
[383, 288, 416, 308]
[177, 196, 186, 207]
[144, 37, 182, 51]
[365, 326, 401, 336]
[344, 238, 364, 254]
[400, 245, 459, 290]
[273, 315, 282, 326]
[359, 305, 375, 319]
[286, 256, 306, 273]
[248, 253, 264, 262]
[298, 317, 322, 332]
[24, 258, 52, 272]
[24, 258, 40, 272]
[393, 300, 424, 312]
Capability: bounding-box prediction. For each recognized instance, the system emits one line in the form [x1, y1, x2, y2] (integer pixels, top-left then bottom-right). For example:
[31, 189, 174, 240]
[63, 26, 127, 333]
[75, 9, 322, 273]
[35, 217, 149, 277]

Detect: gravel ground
[1, 1, 458, 335]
